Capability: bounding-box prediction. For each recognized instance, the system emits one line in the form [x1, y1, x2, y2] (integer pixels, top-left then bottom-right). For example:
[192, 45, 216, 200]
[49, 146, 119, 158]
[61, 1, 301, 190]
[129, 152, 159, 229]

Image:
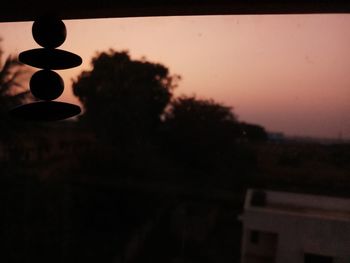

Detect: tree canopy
[163, 95, 241, 150]
[161, 96, 246, 176]
[0, 43, 32, 138]
[73, 50, 180, 137]
[0, 47, 31, 116]
[72, 49, 265, 183]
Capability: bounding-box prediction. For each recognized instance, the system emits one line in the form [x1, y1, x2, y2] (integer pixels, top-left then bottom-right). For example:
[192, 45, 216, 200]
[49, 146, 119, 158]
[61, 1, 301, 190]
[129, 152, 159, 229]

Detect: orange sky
[0, 15, 349, 139]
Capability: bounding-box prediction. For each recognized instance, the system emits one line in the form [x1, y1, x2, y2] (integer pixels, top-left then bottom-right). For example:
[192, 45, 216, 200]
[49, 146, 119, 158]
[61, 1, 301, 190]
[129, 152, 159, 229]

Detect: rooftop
[245, 189, 350, 222]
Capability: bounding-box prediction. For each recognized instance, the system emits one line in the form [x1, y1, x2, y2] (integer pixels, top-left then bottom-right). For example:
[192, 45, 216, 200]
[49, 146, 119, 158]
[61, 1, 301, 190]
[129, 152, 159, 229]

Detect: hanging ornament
[30, 70, 64, 101]
[10, 17, 82, 121]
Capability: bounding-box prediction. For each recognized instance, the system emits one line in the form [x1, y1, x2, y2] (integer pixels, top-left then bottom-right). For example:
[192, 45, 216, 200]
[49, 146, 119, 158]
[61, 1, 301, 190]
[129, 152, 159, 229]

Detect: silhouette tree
[0, 45, 31, 117]
[72, 49, 262, 185]
[240, 122, 268, 141]
[163, 95, 240, 142]
[164, 95, 240, 140]
[161, 96, 249, 181]
[73, 50, 180, 139]
[0, 43, 33, 141]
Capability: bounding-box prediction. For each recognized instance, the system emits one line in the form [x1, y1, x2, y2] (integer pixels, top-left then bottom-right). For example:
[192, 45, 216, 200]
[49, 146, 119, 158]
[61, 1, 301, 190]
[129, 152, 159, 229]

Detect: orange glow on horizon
[0, 15, 349, 139]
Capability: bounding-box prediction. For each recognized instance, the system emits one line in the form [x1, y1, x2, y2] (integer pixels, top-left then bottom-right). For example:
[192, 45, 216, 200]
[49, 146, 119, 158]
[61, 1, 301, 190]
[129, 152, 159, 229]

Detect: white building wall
[241, 190, 350, 263]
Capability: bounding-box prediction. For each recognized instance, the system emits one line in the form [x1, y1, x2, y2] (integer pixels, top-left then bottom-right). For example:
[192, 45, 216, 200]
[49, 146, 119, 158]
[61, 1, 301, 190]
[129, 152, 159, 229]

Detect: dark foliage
[160, 96, 257, 186]
[0, 51, 31, 115]
[0, 45, 34, 138]
[239, 122, 268, 142]
[1, 48, 271, 263]
[73, 50, 179, 139]
[162, 96, 240, 165]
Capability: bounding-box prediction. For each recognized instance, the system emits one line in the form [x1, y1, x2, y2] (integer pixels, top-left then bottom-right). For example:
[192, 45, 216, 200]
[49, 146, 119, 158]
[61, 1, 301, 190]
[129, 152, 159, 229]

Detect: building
[239, 189, 350, 263]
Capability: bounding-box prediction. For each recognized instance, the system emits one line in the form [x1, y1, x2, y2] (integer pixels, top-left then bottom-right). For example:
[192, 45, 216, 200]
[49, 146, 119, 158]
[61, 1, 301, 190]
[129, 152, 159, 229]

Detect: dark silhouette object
[163, 96, 241, 150]
[73, 50, 179, 135]
[250, 190, 266, 207]
[12, 18, 81, 121]
[165, 96, 238, 125]
[10, 101, 81, 121]
[32, 18, 66, 48]
[240, 122, 268, 141]
[304, 253, 333, 263]
[161, 96, 255, 181]
[19, 49, 82, 70]
[30, 70, 64, 100]
[0, 48, 31, 117]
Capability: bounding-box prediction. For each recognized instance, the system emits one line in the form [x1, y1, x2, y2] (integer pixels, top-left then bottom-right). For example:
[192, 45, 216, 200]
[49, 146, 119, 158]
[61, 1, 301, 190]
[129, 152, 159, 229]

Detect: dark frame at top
[1, 0, 350, 22]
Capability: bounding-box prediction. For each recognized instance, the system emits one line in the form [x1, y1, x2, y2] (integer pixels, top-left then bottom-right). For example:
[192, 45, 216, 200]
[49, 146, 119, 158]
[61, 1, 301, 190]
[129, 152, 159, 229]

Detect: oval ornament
[10, 101, 81, 121]
[19, 48, 82, 70]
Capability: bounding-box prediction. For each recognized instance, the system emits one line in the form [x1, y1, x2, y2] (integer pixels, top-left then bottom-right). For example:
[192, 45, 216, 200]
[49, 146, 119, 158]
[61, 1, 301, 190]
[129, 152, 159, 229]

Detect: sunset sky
[0, 15, 349, 139]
